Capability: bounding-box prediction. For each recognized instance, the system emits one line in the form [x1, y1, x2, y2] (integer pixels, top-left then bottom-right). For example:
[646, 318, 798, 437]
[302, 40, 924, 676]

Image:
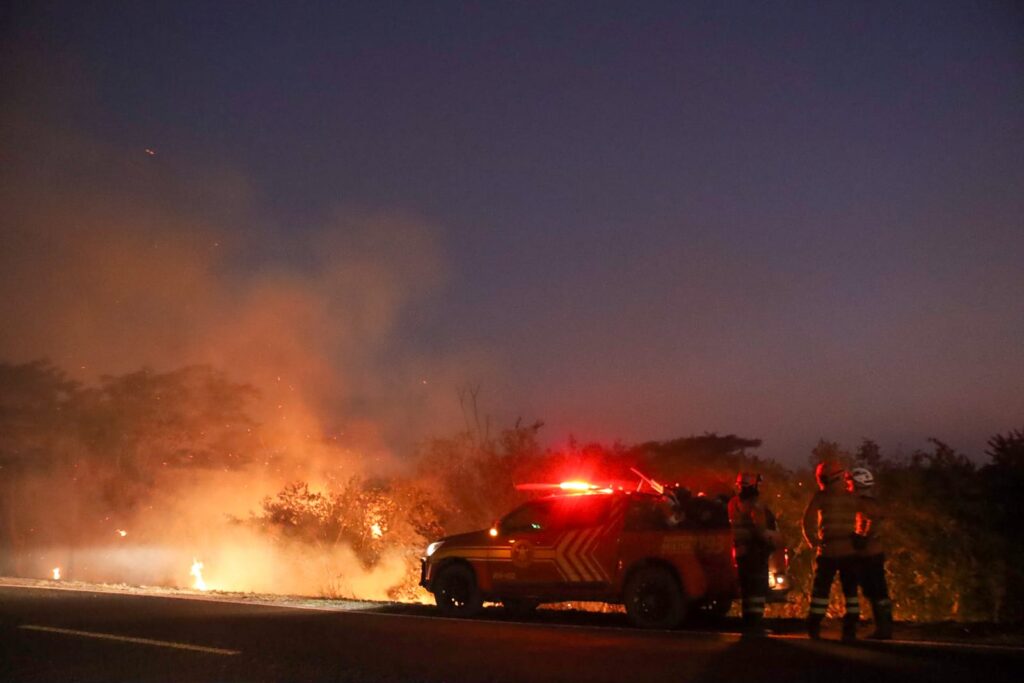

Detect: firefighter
[802, 460, 863, 641]
[849, 466, 893, 640]
[728, 472, 777, 636]
[662, 485, 692, 527]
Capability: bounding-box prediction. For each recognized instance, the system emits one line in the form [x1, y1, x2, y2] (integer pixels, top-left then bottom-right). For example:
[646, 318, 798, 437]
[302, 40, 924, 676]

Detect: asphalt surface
[2, 586, 1022, 683]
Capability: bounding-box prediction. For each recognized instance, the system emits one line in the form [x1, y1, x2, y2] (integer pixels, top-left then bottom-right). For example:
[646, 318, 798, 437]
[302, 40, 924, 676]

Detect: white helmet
[849, 467, 875, 494]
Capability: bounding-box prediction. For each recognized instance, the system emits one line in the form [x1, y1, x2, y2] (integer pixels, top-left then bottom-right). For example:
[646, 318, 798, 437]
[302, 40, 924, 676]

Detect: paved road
[2, 586, 1021, 682]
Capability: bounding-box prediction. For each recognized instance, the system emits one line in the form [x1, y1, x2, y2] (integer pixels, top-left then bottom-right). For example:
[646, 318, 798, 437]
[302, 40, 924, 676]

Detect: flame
[116, 529, 128, 537]
[52, 567, 61, 581]
[190, 559, 208, 591]
[370, 523, 383, 539]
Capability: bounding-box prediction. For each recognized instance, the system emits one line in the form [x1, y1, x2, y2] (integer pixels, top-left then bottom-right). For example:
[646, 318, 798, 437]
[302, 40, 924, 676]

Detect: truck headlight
[425, 541, 444, 557]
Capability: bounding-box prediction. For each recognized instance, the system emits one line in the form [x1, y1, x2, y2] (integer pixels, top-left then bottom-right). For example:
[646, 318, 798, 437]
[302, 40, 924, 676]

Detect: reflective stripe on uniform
[845, 597, 860, 615]
[809, 597, 829, 615]
[876, 599, 891, 608]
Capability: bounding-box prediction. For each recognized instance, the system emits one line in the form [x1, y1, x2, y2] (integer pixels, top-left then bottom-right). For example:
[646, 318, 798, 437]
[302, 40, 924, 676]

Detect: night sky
[2, 1, 1022, 464]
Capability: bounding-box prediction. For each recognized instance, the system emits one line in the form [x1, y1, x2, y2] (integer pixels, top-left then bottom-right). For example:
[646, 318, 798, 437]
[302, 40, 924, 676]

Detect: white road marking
[19, 624, 240, 656]
[4, 582, 1023, 654]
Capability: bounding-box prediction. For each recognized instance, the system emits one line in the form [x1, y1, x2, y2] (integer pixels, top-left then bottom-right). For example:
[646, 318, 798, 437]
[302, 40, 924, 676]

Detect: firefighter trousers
[736, 549, 768, 629]
[858, 553, 892, 636]
[809, 555, 860, 625]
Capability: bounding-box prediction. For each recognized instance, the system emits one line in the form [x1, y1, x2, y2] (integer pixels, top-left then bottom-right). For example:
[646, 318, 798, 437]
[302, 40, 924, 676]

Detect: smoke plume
[0, 45, 473, 597]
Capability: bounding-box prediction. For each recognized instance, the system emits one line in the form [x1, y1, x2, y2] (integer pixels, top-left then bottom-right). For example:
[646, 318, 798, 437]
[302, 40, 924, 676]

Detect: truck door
[489, 499, 560, 593]
[491, 495, 617, 596]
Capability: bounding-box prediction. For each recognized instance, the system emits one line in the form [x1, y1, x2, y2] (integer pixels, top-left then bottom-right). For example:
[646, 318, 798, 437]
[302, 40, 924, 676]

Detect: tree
[0, 360, 83, 573]
[855, 439, 883, 469]
[79, 365, 261, 512]
[808, 439, 848, 468]
[982, 428, 1024, 621]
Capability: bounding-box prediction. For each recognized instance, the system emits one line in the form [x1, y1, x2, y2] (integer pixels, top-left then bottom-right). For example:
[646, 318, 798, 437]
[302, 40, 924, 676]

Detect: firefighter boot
[841, 614, 858, 643]
[807, 615, 822, 640]
[869, 602, 893, 640]
[742, 612, 767, 639]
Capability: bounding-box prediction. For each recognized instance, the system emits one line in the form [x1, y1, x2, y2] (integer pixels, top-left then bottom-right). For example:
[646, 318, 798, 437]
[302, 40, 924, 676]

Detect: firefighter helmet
[735, 471, 762, 492]
[848, 467, 875, 495]
[815, 460, 845, 489]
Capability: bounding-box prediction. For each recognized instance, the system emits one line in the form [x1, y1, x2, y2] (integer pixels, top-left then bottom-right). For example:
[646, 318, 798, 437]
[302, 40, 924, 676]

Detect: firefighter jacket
[855, 496, 885, 557]
[728, 495, 771, 558]
[801, 488, 862, 558]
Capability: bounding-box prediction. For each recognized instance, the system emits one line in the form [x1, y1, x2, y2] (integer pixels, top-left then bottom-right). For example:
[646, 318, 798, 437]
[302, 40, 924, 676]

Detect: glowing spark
[370, 523, 383, 539]
[145, 148, 156, 156]
[52, 568, 61, 581]
[116, 529, 127, 537]
[190, 559, 207, 591]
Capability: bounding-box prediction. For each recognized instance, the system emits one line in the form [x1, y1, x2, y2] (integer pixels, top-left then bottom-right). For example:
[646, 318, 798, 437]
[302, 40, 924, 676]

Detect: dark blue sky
[4, 1, 1023, 462]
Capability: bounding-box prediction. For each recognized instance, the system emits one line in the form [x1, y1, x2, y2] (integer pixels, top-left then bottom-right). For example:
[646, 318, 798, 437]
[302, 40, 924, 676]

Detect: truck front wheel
[432, 564, 483, 617]
[624, 566, 686, 629]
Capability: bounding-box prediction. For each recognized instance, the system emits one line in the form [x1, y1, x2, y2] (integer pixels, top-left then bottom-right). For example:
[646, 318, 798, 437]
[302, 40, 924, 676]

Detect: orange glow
[116, 529, 128, 537]
[489, 527, 498, 537]
[190, 559, 208, 591]
[52, 567, 61, 581]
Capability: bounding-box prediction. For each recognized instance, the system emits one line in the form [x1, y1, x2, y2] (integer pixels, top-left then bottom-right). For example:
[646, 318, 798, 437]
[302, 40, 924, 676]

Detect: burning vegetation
[1, 357, 1022, 622]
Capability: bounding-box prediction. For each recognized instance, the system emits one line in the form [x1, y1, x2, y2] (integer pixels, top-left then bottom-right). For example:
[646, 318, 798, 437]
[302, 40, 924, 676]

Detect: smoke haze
[0, 45, 476, 597]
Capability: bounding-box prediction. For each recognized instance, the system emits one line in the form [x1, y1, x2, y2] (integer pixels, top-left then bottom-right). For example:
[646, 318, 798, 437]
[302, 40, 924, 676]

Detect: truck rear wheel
[433, 564, 483, 617]
[624, 566, 686, 629]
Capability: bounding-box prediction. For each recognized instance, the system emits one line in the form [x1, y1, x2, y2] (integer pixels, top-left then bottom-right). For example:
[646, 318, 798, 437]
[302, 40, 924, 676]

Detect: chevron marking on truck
[573, 529, 598, 582]
[554, 530, 584, 581]
[553, 503, 627, 583]
[580, 527, 606, 581]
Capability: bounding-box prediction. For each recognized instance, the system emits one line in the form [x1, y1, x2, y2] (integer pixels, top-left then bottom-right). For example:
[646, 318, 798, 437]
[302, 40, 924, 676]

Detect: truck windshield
[500, 496, 612, 533]
[500, 501, 555, 533]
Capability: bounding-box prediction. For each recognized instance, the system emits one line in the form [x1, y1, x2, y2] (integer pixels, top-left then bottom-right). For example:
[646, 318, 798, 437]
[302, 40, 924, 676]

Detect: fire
[370, 523, 383, 539]
[116, 529, 128, 537]
[52, 567, 61, 581]
[190, 559, 208, 591]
